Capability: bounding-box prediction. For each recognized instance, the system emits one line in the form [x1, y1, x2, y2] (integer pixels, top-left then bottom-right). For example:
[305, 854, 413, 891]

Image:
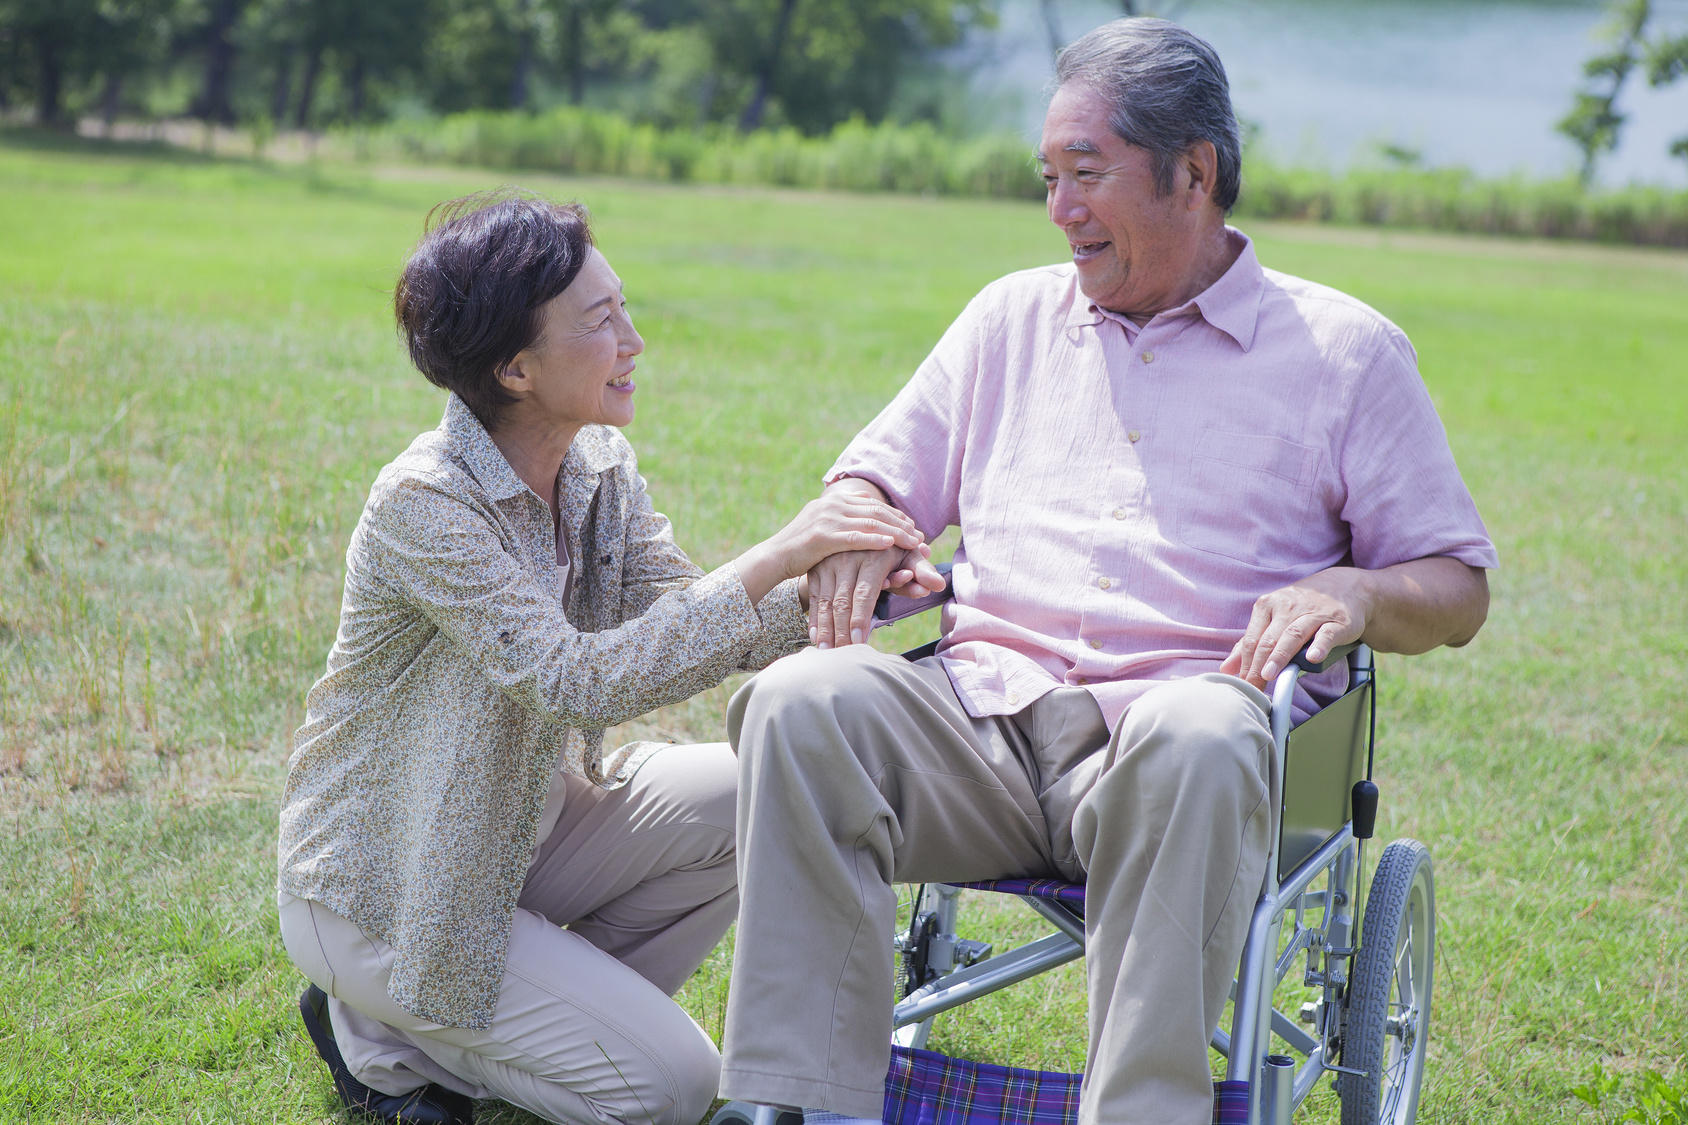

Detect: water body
[953, 0, 1688, 187]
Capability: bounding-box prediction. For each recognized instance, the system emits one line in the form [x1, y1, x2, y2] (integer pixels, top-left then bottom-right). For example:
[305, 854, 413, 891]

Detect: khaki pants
[278, 742, 739, 1125]
[719, 647, 1274, 1125]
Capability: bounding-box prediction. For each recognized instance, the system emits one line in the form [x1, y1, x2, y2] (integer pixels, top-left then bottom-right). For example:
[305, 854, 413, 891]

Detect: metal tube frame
[872, 646, 1376, 1125]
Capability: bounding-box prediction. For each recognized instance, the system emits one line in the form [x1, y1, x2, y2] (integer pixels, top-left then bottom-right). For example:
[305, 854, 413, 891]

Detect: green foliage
[323, 106, 1688, 246]
[0, 0, 995, 138]
[1574, 1066, 1688, 1124]
[1559, 0, 1688, 182]
[344, 107, 1046, 201]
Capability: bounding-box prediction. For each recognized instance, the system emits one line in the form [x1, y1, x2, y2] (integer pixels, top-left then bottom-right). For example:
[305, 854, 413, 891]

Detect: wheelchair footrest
[883, 1046, 1249, 1124]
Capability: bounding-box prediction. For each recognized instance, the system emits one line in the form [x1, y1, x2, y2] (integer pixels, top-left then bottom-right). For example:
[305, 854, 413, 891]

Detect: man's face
[1038, 83, 1201, 320]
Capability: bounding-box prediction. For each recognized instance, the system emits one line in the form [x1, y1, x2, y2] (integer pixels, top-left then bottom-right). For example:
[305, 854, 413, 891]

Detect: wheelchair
[712, 573, 1434, 1125]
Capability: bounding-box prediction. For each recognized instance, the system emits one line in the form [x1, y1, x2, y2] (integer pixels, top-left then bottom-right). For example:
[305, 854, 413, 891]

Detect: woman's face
[506, 248, 644, 432]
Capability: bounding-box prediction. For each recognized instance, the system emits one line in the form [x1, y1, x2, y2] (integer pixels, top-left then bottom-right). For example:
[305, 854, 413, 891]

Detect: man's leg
[720, 646, 1056, 1119]
[1071, 673, 1276, 1125]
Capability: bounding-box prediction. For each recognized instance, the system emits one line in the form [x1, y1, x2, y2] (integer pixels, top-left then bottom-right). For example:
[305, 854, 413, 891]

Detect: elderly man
[720, 17, 1495, 1125]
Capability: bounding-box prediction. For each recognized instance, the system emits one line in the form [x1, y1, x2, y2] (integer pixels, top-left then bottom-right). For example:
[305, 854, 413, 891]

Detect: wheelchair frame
[714, 596, 1434, 1125]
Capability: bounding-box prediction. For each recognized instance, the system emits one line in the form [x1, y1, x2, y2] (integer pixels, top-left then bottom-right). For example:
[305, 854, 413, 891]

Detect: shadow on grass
[0, 124, 423, 208]
[0, 124, 231, 165]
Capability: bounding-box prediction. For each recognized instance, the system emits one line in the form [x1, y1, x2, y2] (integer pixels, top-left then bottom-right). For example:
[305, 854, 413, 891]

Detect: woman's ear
[496, 352, 533, 397]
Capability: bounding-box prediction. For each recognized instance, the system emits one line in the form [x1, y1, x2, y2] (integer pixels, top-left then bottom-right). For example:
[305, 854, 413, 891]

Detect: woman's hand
[734, 492, 924, 606]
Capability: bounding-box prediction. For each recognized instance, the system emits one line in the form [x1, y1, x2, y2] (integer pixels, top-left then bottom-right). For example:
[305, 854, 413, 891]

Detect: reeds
[328, 107, 1688, 246]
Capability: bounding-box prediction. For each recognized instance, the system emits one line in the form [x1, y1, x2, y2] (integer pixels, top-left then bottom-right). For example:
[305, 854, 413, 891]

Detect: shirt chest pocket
[1176, 429, 1326, 564]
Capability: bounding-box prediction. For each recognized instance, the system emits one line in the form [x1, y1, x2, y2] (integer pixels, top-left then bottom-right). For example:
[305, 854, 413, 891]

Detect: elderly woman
[276, 193, 923, 1125]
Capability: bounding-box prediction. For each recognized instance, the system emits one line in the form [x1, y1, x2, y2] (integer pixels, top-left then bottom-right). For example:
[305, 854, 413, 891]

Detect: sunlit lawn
[0, 129, 1683, 1123]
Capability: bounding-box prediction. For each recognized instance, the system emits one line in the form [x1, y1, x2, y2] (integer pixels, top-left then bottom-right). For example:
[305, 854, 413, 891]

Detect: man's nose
[1047, 179, 1086, 226]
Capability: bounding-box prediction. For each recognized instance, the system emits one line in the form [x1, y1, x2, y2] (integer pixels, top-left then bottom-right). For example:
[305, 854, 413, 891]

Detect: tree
[1559, 0, 1688, 182]
[0, 0, 97, 126]
[671, 0, 993, 135]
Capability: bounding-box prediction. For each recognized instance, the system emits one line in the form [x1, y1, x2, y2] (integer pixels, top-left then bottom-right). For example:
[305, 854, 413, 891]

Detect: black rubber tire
[1338, 838, 1435, 1125]
[709, 1103, 803, 1125]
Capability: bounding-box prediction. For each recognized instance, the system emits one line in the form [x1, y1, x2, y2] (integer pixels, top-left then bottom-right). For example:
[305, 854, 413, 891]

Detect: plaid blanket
[883, 1047, 1251, 1124]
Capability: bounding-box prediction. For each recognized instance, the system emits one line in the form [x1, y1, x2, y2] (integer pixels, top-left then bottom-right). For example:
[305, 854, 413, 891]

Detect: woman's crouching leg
[433, 905, 724, 1125]
[281, 892, 722, 1125]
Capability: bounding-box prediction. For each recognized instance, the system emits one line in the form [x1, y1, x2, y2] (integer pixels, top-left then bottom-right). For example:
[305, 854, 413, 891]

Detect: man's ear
[1181, 140, 1220, 210]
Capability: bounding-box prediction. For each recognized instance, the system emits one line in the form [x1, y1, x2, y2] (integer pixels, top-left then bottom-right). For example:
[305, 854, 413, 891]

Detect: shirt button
[1112, 508, 1126, 520]
[1128, 430, 1141, 443]
[1141, 351, 1154, 364]
[1008, 692, 1020, 706]
[1087, 638, 1102, 650]
[1097, 577, 1112, 590]
[1076, 676, 1091, 686]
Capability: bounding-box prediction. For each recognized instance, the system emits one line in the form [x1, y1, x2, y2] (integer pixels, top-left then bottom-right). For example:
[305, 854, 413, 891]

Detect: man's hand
[1221, 568, 1371, 689]
[1221, 557, 1489, 689]
[807, 545, 945, 649]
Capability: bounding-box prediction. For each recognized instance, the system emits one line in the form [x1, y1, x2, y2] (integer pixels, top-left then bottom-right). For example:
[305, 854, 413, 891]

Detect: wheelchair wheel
[1338, 838, 1434, 1125]
[708, 1102, 802, 1125]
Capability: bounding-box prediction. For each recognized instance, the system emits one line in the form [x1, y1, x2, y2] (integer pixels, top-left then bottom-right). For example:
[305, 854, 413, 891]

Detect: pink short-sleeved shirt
[830, 230, 1497, 728]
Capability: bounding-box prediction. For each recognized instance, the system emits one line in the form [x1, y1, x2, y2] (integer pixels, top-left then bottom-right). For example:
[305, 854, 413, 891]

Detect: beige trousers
[718, 647, 1274, 1125]
[278, 742, 739, 1125]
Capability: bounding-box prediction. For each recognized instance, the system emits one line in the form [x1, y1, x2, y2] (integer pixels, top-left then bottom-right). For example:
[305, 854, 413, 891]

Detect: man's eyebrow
[1034, 139, 1104, 163]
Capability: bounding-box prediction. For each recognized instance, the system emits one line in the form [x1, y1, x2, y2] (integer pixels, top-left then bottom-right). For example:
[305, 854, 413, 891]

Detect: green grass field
[1, 129, 1684, 1124]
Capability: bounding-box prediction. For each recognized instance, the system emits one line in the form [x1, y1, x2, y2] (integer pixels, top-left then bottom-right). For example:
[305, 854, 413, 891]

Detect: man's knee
[1106, 674, 1271, 804]
[727, 645, 894, 756]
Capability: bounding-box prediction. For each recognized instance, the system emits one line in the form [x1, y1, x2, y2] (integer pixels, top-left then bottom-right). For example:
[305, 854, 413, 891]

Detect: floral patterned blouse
[277, 394, 808, 1028]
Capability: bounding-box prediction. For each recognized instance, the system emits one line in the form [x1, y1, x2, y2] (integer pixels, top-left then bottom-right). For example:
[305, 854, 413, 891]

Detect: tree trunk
[100, 73, 123, 133]
[347, 53, 366, 122]
[32, 28, 65, 128]
[270, 44, 294, 124]
[196, 0, 245, 125]
[294, 44, 322, 129]
[739, 0, 798, 132]
[510, 0, 534, 109]
[563, 1, 585, 106]
[1039, 0, 1062, 60]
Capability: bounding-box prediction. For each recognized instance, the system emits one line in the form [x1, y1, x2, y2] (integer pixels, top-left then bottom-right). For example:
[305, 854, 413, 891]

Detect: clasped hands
[806, 543, 947, 649]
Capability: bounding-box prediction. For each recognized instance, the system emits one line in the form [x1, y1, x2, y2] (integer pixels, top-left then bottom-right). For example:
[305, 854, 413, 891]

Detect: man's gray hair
[1054, 17, 1242, 212]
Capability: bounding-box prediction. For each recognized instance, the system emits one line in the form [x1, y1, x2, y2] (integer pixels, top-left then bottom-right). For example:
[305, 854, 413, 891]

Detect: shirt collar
[1188, 228, 1264, 351]
[440, 394, 620, 504]
[1062, 227, 1264, 351]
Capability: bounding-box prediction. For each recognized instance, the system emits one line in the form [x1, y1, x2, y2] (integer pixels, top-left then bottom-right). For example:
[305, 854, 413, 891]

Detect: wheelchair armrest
[871, 562, 955, 626]
[1290, 641, 1360, 675]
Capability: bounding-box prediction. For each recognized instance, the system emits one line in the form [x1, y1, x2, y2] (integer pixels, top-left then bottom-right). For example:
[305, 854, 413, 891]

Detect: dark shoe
[298, 984, 475, 1125]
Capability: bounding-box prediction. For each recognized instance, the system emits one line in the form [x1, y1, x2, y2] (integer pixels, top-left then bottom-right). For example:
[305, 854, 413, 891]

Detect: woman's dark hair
[394, 190, 594, 428]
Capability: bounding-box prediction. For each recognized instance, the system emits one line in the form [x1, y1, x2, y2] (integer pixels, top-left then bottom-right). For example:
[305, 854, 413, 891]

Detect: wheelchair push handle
[872, 561, 955, 626]
[1289, 640, 1361, 674]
